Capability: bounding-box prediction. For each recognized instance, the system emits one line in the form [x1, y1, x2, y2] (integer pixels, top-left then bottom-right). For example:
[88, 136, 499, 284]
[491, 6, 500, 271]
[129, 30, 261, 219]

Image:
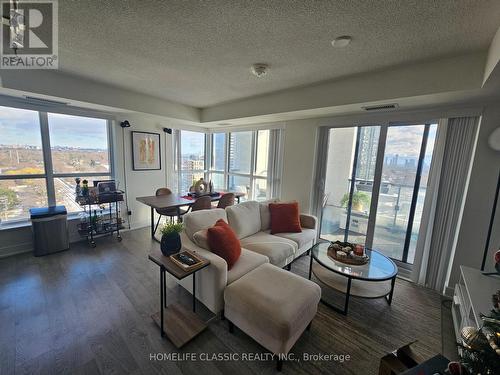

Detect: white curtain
[411, 116, 480, 293]
[311, 126, 330, 217]
[269, 129, 284, 199]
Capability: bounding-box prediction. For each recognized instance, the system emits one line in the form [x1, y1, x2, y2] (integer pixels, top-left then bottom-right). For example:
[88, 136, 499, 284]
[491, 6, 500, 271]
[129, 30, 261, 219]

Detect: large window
[176, 128, 281, 201]
[178, 131, 206, 193]
[0, 105, 112, 223]
[319, 123, 437, 265]
[214, 129, 274, 201]
[48, 113, 110, 174]
[211, 133, 226, 190]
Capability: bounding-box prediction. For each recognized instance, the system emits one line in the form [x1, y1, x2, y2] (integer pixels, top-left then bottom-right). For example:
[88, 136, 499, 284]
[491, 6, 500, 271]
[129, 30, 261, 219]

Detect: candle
[354, 244, 364, 256]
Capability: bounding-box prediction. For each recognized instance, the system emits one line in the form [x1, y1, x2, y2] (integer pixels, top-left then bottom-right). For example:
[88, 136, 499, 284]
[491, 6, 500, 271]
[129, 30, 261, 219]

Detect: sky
[384, 124, 437, 165]
[0, 106, 108, 150]
[181, 131, 205, 156]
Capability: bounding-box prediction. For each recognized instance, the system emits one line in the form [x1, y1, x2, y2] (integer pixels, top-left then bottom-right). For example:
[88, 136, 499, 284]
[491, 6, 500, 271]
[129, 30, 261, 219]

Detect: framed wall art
[131, 131, 161, 170]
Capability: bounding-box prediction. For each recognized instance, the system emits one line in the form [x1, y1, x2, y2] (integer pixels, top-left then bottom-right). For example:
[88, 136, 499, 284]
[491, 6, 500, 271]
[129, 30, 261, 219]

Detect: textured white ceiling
[58, 0, 500, 108]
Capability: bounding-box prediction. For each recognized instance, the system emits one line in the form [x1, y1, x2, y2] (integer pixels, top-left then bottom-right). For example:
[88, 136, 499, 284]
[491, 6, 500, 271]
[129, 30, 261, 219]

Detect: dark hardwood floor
[0, 227, 457, 375]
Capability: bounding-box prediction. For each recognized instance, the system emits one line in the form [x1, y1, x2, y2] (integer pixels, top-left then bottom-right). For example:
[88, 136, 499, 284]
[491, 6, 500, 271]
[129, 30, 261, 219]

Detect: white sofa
[177, 200, 317, 313]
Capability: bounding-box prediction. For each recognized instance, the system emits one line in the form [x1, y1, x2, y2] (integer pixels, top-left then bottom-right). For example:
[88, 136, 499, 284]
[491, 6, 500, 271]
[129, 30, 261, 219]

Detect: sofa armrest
[300, 213, 317, 230]
[177, 232, 228, 313]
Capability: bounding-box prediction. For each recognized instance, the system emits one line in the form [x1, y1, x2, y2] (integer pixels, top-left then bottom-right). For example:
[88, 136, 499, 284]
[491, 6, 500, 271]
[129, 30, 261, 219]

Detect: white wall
[484, 27, 500, 85]
[325, 128, 356, 207]
[113, 113, 172, 229]
[280, 119, 319, 211]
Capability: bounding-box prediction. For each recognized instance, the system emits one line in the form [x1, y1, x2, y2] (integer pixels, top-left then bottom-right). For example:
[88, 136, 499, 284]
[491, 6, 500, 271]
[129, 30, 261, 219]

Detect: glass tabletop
[311, 242, 398, 281]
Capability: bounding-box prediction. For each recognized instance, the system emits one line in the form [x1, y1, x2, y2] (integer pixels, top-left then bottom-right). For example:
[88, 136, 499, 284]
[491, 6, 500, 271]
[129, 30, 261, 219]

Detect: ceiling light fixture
[251, 63, 269, 78]
[331, 35, 352, 48]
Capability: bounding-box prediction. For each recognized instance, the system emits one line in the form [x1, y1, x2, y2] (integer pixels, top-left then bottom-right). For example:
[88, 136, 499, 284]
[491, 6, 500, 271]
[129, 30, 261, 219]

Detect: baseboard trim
[0, 241, 32, 258]
[130, 220, 150, 230]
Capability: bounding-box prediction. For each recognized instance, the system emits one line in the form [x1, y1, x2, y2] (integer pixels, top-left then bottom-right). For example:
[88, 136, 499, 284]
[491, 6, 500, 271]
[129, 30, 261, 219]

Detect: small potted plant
[340, 191, 371, 212]
[160, 222, 184, 256]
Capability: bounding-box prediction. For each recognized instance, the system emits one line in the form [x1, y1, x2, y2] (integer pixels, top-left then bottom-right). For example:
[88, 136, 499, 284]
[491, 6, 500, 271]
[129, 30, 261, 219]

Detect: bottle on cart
[75, 177, 82, 196]
[82, 180, 89, 197]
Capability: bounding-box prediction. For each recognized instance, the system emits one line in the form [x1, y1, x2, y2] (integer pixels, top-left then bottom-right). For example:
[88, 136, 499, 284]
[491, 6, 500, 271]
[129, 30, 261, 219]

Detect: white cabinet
[452, 266, 500, 342]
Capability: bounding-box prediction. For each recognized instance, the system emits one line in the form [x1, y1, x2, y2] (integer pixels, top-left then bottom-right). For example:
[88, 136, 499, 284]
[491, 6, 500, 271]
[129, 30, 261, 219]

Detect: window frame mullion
[39, 111, 56, 206]
[249, 131, 256, 199]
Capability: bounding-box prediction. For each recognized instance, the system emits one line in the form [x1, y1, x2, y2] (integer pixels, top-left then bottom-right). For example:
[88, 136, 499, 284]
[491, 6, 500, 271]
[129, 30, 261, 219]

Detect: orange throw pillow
[269, 202, 302, 234]
[207, 219, 241, 270]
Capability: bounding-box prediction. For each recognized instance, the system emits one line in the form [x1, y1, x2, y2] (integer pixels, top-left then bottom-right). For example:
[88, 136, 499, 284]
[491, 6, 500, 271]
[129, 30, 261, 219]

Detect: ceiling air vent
[24, 96, 69, 106]
[362, 103, 399, 111]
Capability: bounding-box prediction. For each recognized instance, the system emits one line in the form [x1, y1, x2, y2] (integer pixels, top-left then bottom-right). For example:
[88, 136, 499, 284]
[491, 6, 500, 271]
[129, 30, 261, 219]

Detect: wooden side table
[148, 248, 210, 348]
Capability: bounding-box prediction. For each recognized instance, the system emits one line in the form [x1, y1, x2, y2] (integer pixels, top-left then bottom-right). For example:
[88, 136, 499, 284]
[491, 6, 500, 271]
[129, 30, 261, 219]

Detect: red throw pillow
[207, 219, 241, 270]
[269, 202, 302, 234]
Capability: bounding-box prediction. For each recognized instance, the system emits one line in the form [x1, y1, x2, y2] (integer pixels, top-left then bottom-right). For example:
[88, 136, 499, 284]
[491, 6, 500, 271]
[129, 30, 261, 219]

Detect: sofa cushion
[226, 201, 261, 239]
[269, 202, 302, 234]
[183, 208, 227, 241]
[274, 228, 316, 250]
[240, 231, 297, 268]
[207, 219, 241, 270]
[227, 249, 269, 285]
[192, 229, 209, 250]
[299, 214, 317, 230]
[259, 199, 279, 231]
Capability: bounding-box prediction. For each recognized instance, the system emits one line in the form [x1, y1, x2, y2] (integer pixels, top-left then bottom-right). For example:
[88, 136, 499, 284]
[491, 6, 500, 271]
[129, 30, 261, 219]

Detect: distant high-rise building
[229, 132, 252, 173]
[356, 127, 379, 181]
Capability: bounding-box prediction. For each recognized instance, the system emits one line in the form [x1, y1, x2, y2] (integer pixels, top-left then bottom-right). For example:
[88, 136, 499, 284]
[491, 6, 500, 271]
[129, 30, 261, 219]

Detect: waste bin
[29, 205, 69, 256]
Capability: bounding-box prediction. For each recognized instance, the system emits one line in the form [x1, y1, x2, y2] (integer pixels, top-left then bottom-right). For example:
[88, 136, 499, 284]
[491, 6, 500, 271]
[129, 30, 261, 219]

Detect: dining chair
[217, 193, 235, 209]
[190, 196, 212, 212]
[153, 188, 187, 235]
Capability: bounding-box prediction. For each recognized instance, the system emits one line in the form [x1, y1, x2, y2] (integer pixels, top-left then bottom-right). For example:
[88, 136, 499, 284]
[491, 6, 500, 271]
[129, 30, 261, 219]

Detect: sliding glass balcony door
[319, 123, 437, 265]
[320, 126, 380, 244]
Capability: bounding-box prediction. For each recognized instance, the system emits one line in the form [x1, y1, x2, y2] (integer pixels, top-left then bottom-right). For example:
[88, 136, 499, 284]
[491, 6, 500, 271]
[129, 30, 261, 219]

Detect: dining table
[136, 192, 245, 241]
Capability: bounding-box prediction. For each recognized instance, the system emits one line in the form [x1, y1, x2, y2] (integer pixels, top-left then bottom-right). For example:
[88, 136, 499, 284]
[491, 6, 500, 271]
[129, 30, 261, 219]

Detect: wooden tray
[170, 250, 206, 272]
[327, 247, 370, 265]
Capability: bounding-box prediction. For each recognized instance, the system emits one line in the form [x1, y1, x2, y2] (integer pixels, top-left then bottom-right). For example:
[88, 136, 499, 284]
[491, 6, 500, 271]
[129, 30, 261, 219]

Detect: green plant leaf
[160, 222, 184, 236]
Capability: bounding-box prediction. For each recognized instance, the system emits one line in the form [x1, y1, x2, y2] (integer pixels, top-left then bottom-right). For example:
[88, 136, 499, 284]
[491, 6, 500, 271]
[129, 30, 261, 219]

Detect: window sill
[0, 212, 81, 231]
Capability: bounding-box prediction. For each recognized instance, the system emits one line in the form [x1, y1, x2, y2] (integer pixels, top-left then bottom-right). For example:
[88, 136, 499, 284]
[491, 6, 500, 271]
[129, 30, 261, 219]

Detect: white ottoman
[224, 263, 321, 371]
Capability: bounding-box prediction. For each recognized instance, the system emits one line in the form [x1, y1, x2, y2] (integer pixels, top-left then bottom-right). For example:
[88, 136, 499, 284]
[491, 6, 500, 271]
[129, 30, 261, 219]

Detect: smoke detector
[331, 35, 352, 48]
[251, 63, 269, 78]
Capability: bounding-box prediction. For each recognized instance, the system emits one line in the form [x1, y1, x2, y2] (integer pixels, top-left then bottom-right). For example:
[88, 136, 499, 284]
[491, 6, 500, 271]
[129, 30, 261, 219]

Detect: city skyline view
[0, 107, 111, 222]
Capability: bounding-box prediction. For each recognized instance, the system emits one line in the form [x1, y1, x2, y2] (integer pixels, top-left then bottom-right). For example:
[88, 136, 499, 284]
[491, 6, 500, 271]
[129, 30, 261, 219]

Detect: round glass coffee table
[308, 242, 398, 315]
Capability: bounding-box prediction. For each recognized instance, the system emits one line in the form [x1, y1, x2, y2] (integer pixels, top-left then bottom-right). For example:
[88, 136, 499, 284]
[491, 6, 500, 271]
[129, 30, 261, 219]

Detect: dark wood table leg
[151, 207, 155, 238]
[116, 200, 121, 240]
[163, 269, 167, 308]
[386, 276, 396, 305]
[320, 276, 352, 315]
[160, 268, 164, 337]
[343, 277, 352, 315]
[308, 252, 314, 280]
[192, 273, 196, 312]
